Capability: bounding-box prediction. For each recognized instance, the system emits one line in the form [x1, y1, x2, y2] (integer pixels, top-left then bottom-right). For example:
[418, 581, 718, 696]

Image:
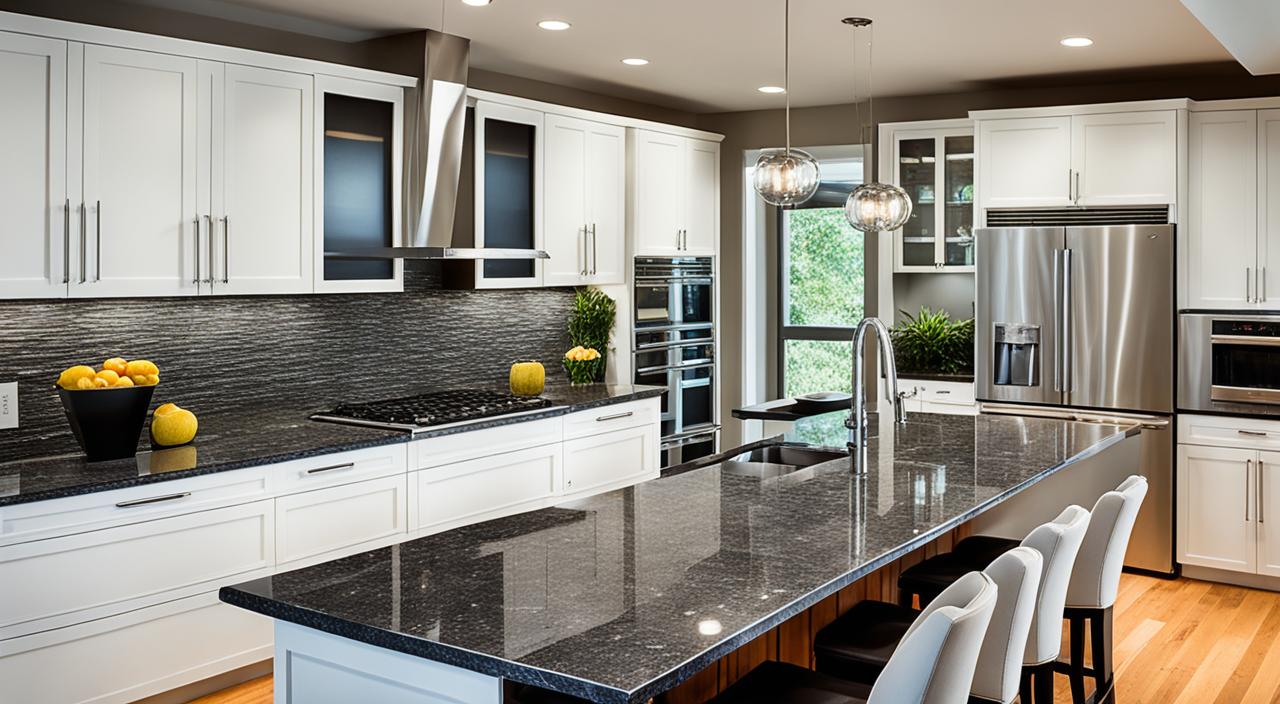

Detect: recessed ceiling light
[461, 0, 491, 5]
[1060, 36, 1094, 47]
[622, 58, 649, 66]
[757, 85, 786, 94]
[538, 19, 571, 31]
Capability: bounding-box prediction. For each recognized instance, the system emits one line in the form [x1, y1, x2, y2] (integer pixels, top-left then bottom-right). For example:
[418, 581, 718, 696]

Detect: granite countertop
[220, 409, 1137, 704]
[0, 384, 665, 507]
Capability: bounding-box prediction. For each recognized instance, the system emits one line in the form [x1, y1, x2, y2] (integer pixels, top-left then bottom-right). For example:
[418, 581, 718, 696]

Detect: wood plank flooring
[192, 574, 1280, 704]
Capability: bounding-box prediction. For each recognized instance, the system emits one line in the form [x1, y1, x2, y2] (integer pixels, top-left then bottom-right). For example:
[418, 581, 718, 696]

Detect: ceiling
[160, 0, 1235, 113]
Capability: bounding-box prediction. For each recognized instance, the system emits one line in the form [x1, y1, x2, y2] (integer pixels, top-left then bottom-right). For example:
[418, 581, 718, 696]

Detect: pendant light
[843, 17, 912, 233]
[752, 0, 820, 207]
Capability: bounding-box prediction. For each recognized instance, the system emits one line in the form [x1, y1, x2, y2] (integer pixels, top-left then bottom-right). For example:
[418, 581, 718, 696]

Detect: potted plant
[890, 307, 975, 378]
[566, 288, 617, 383]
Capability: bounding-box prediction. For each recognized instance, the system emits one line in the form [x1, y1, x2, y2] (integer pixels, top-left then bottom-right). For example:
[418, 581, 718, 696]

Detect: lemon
[114, 375, 135, 387]
[102, 358, 128, 376]
[92, 377, 110, 389]
[151, 407, 197, 447]
[57, 365, 97, 390]
[142, 374, 160, 386]
[125, 360, 160, 377]
[75, 377, 95, 390]
[96, 369, 120, 385]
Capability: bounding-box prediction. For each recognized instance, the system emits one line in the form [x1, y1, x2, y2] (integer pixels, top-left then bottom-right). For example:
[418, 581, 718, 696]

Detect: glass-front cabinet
[891, 125, 975, 272]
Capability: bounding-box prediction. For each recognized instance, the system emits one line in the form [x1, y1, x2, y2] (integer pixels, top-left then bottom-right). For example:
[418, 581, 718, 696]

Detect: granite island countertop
[0, 384, 664, 507]
[220, 409, 1138, 704]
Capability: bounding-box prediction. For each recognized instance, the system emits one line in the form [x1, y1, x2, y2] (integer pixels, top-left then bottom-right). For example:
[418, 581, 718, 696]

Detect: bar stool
[818, 506, 1089, 704]
[711, 571, 999, 704]
[813, 547, 1040, 704]
[1057, 475, 1148, 704]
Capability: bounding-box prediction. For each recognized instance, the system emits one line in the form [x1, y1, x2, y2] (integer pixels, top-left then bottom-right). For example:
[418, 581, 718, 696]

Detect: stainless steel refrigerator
[976, 224, 1175, 574]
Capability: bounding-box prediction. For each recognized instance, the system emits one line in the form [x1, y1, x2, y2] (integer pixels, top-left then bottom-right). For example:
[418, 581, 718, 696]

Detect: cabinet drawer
[563, 425, 659, 499]
[0, 590, 272, 704]
[1178, 414, 1280, 450]
[0, 499, 273, 639]
[913, 380, 975, 406]
[276, 475, 407, 566]
[273, 444, 408, 495]
[0, 466, 271, 547]
[412, 445, 560, 535]
[410, 416, 562, 470]
[562, 398, 659, 440]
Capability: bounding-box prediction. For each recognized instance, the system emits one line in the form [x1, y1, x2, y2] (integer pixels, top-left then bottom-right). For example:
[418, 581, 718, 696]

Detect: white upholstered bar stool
[1058, 475, 1149, 704]
[711, 571, 999, 704]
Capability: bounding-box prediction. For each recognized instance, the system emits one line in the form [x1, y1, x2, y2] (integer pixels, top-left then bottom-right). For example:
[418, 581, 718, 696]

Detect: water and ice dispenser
[992, 323, 1040, 386]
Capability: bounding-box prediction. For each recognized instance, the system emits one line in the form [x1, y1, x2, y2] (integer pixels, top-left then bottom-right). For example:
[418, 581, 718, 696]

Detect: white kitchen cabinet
[977, 110, 1177, 210]
[1260, 450, 1280, 577]
[977, 116, 1072, 209]
[472, 100, 545, 289]
[632, 130, 719, 256]
[1071, 111, 1178, 207]
[543, 114, 625, 286]
[78, 44, 200, 298]
[411, 443, 562, 536]
[275, 474, 406, 567]
[0, 32, 69, 298]
[1187, 110, 1258, 309]
[562, 424, 659, 499]
[888, 123, 976, 272]
[1177, 444, 1256, 573]
[1259, 110, 1280, 306]
[215, 64, 314, 295]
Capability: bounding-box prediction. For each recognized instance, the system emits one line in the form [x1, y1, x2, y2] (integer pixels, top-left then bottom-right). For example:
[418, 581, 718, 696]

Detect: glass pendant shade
[753, 148, 821, 207]
[845, 182, 913, 233]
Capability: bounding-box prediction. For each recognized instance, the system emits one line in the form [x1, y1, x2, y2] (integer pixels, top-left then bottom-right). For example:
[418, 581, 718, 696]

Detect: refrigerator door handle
[1053, 249, 1062, 393]
[1061, 248, 1073, 395]
[978, 402, 1170, 430]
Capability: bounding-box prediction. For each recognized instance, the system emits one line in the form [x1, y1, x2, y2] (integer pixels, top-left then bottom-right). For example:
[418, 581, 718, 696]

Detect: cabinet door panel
[1188, 110, 1257, 309]
[276, 475, 406, 566]
[633, 130, 684, 255]
[563, 424, 658, 498]
[1259, 451, 1280, 577]
[80, 45, 198, 297]
[219, 65, 313, 294]
[413, 444, 560, 535]
[683, 138, 719, 255]
[0, 32, 67, 298]
[1176, 444, 1256, 573]
[585, 121, 626, 284]
[978, 116, 1072, 208]
[542, 114, 588, 286]
[1259, 110, 1280, 306]
[1072, 111, 1177, 206]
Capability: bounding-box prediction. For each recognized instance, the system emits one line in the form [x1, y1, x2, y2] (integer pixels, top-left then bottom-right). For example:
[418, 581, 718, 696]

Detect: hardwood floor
[192, 575, 1280, 704]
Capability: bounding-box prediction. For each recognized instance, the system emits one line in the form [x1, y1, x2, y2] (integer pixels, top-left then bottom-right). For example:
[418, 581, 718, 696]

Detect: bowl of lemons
[56, 358, 161, 461]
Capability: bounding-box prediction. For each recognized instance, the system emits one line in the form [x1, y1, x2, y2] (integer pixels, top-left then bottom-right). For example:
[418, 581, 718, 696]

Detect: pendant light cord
[851, 22, 859, 147]
[867, 22, 874, 144]
[784, 0, 791, 155]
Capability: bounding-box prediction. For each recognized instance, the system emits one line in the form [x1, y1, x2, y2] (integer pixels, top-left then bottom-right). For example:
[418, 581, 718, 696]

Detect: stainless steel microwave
[1180, 313, 1280, 409]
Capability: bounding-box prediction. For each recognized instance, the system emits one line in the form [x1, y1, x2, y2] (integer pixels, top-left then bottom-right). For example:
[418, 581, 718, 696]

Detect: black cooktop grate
[318, 389, 553, 428]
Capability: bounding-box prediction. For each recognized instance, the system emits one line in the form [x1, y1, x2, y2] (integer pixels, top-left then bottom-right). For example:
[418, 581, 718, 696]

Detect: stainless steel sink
[737, 444, 847, 467]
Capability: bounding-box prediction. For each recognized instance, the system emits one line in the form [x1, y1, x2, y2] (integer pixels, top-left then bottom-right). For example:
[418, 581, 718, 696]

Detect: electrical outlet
[0, 382, 17, 430]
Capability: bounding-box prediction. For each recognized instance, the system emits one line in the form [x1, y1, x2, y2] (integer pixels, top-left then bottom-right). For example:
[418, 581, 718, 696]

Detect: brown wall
[698, 65, 1280, 447]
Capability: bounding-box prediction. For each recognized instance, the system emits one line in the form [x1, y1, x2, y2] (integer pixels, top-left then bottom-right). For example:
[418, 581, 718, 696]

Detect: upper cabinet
[0, 31, 68, 299]
[884, 121, 975, 272]
[1187, 108, 1280, 309]
[976, 108, 1179, 211]
[543, 115, 625, 287]
[631, 130, 720, 257]
[472, 101, 544, 289]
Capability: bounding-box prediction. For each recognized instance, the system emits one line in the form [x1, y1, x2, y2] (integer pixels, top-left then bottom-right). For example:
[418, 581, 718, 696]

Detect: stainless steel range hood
[325, 30, 548, 262]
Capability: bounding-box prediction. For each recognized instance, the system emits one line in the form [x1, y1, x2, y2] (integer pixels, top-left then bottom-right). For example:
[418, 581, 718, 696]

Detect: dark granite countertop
[220, 409, 1137, 704]
[0, 384, 664, 507]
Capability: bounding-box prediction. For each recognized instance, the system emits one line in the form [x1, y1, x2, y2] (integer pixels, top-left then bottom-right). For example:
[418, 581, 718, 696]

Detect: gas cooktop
[311, 389, 554, 433]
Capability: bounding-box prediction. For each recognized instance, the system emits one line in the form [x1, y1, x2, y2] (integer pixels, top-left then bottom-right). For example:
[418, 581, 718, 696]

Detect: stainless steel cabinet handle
[1261, 460, 1266, 524]
[116, 492, 191, 508]
[222, 216, 230, 283]
[79, 203, 87, 284]
[305, 462, 355, 475]
[193, 216, 202, 285]
[1074, 171, 1081, 205]
[1239, 429, 1269, 437]
[95, 200, 101, 282]
[204, 214, 214, 284]
[1264, 267, 1268, 303]
[580, 226, 588, 276]
[62, 199, 70, 284]
[1248, 267, 1254, 303]
[596, 411, 634, 422]
[591, 223, 598, 275]
[1067, 169, 1073, 201]
[1247, 459, 1253, 521]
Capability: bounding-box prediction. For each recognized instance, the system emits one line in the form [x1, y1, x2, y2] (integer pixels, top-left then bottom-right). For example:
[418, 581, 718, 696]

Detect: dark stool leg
[1034, 662, 1055, 704]
[1068, 611, 1087, 704]
[898, 588, 915, 608]
[1020, 668, 1033, 704]
[1090, 607, 1114, 702]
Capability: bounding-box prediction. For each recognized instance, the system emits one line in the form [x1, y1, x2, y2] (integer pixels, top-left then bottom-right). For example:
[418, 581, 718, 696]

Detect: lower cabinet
[411, 443, 562, 536]
[563, 424, 659, 498]
[899, 379, 977, 415]
[275, 474, 407, 567]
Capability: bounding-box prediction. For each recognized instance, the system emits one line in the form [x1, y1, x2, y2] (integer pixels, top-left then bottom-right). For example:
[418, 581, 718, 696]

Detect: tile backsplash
[0, 262, 576, 460]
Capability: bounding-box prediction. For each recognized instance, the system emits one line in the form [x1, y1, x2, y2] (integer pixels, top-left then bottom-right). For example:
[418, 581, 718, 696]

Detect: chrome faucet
[846, 317, 907, 471]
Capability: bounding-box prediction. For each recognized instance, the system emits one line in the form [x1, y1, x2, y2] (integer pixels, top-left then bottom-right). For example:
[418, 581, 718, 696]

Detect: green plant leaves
[567, 288, 617, 383]
[890, 306, 975, 376]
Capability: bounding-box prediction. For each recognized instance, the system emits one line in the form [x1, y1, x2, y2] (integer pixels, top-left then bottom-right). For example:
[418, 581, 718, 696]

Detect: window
[776, 155, 865, 398]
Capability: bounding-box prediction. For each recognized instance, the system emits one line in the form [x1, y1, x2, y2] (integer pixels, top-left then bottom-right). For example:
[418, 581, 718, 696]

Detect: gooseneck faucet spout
[847, 317, 906, 472]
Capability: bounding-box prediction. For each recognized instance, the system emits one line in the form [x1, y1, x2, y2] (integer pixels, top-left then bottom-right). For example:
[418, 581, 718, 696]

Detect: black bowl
[58, 385, 156, 461]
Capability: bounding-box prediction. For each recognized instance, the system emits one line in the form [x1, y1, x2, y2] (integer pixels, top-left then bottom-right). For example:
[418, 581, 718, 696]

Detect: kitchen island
[220, 410, 1137, 704]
